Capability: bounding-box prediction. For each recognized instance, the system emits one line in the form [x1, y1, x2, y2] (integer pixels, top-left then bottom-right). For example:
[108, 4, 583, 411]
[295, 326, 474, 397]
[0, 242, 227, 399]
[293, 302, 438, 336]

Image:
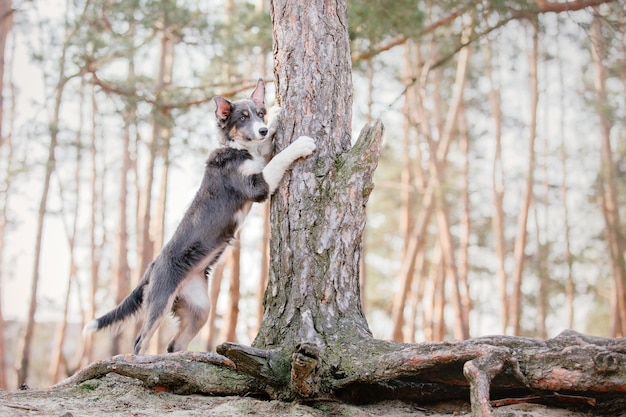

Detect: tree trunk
[0, 0, 11, 149]
[556, 17, 575, 329]
[84, 82, 101, 364]
[253, 0, 376, 352]
[591, 8, 626, 337]
[458, 102, 471, 331]
[484, 38, 508, 334]
[509, 19, 539, 336]
[49, 78, 86, 384]
[391, 41, 417, 342]
[0, 0, 13, 389]
[111, 33, 136, 356]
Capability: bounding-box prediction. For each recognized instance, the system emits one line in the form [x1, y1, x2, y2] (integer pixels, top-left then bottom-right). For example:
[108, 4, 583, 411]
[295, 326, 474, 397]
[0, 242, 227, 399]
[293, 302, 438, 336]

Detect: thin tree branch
[535, 0, 617, 13]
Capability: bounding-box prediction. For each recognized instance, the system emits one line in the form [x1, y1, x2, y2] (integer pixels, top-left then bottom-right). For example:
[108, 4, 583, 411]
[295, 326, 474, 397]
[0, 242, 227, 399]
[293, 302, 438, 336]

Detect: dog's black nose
[259, 127, 268, 137]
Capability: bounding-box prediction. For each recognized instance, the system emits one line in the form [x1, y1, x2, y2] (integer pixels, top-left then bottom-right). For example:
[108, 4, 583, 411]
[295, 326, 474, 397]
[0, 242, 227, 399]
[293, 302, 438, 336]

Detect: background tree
[0, 0, 12, 390]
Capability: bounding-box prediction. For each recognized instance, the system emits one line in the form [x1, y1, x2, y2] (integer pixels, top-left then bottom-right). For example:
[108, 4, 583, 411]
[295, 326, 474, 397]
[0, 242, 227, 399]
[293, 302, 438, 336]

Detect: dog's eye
[240, 115, 248, 121]
[258, 112, 265, 118]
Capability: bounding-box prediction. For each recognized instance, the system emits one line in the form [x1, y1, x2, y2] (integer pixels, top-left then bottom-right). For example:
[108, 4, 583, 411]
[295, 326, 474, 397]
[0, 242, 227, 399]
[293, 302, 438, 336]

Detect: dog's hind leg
[167, 273, 210, 352]
[133, 280, 179, 355]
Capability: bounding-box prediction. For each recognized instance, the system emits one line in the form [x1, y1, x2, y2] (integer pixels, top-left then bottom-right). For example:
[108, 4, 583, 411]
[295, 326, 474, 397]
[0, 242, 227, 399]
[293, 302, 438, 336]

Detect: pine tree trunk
[49, 78, 86, 384]
[591, 9, 626, 337]
[253, 0, 376, 352]
[509, 19, 539, 336]
[485, 38, 508, 334]
[556, 16, 575, 328]
[84, 82, 101, 364]
[0, 0, 13, 389]
[391, 42, 417, 342]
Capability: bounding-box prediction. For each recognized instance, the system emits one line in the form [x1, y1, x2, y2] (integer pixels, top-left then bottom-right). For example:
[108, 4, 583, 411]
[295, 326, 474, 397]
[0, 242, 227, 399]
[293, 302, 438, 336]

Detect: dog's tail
[83, 264, 152, 336]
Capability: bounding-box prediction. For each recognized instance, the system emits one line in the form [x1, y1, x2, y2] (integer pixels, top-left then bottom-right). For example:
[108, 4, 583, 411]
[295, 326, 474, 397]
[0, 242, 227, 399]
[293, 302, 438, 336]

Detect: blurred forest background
[0, 0, 624, 390]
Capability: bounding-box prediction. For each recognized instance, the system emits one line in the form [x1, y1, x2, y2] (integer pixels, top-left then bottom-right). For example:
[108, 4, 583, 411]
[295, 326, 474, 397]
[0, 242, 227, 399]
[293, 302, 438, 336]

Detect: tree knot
[290, 342, 322, 398]
[594, 351, 620, 373]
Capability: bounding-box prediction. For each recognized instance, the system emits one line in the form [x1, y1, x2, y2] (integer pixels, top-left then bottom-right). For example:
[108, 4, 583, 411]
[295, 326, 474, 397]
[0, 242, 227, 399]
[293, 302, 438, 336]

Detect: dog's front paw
[290, 135, 316, 158]
[267, 105, 283, 139]
[267, 105, 282, 125]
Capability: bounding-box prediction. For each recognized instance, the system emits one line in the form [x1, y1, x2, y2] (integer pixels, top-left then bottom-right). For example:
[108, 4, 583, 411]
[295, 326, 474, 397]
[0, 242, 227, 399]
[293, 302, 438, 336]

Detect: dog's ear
[214, 97, 232, 121]
[251, 78, 265, 107]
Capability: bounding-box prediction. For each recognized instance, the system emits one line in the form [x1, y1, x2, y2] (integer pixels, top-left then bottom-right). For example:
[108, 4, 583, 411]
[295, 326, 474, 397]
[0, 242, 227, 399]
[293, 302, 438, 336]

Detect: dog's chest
[237, 152, 267, 176]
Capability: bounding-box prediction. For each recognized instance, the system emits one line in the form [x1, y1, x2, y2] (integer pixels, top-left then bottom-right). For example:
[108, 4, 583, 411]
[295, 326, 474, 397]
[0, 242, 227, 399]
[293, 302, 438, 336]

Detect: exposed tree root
[59, 330, 626, 417]
[55, 351, 260, 396]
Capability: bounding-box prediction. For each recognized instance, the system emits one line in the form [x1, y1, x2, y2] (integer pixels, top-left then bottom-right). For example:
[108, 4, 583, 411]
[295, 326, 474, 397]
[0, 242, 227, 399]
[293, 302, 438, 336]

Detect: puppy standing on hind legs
[83, 79, 316, 355]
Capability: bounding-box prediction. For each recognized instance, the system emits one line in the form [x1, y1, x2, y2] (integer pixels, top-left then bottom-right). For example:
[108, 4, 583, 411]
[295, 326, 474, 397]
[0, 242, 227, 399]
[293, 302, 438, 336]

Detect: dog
[83, 79, 316, 355]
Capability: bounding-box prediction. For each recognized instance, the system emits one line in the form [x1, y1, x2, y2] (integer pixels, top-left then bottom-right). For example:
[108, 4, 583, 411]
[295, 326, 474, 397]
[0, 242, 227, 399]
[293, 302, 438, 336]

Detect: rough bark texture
[254, 0, 374, 353]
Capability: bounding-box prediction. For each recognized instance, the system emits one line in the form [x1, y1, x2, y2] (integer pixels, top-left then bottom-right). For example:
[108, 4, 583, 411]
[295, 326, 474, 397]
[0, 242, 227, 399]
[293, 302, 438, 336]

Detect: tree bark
[252, 0, 376, 356]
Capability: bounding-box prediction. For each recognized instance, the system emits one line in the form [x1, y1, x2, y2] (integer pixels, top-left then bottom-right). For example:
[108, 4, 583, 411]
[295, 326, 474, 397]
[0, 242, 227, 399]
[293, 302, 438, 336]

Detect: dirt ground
[1, 374, 617, 417]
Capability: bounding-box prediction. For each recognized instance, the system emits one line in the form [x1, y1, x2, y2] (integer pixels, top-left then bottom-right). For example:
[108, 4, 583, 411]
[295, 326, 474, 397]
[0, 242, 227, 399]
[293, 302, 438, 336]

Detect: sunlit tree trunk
[484, 38, 508, 334]
[591, 8, 626, 337]
[110, 63, 135, 355]
[534, 202, 548, 339]
[49, 78, 86, 384]
[430, 20, 473, 340]
[86, 82, 102, 363]
[0, 0, 13, 388]
[509, 19, 539, 336]
[406, 249, 426, 342]
[423, 245, 442, 341]
[457, 101, 471, 332]
[391, 41, 417, 342]
[556, 17, 575, 328]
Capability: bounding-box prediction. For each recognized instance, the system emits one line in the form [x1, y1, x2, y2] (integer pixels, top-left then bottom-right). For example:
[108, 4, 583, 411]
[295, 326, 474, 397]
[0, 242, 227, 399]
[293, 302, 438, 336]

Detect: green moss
[77, 380, 100, 391]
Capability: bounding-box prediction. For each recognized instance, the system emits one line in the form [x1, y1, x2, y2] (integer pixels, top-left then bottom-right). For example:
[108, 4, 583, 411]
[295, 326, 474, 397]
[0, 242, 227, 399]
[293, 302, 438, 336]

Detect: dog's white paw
[290, 135, 316, 158]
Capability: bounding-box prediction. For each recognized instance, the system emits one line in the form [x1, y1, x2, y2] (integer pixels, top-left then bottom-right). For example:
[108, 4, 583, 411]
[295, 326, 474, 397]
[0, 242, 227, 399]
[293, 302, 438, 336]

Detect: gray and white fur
[83, 79, 316, 355]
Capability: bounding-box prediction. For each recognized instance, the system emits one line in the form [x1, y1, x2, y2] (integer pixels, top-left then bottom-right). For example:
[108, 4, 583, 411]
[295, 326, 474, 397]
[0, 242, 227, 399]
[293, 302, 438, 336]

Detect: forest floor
[0, 374, 617, 417]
